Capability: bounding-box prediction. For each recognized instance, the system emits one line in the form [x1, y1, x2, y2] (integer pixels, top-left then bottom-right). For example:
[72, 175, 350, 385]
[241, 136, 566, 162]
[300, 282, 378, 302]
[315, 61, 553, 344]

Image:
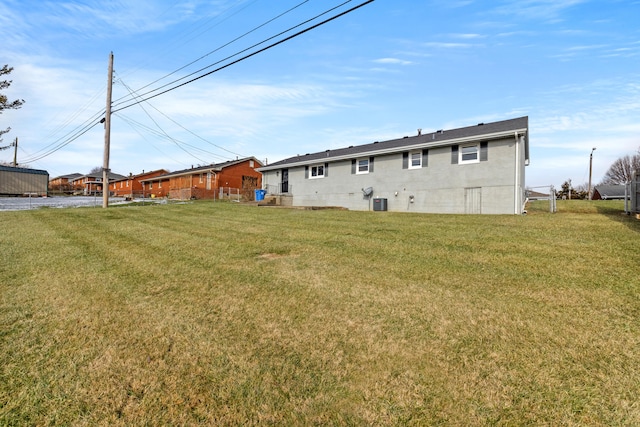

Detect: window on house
[126, 181, 129, 187]
[403, 150, 428, 169]
[310, 164, 325, 179]
[460, 144, 480, 164]
[199, 174, 203, 183]
[357, 158, 370, 174]
[149, 182, 153, 189]
[409, 151, 422, 169]
[250, 160, 255, 168]
[352, 157, 374, 174]
[159, 181, 162, 188]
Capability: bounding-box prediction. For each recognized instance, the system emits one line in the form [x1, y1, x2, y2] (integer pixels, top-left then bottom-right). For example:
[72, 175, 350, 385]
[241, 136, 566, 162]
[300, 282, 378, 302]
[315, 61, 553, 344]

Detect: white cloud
[493, 0, 587, 21]
[372, 58, 412, 65]
[450, 33, 486, 39]
[422, 42, 474, 49]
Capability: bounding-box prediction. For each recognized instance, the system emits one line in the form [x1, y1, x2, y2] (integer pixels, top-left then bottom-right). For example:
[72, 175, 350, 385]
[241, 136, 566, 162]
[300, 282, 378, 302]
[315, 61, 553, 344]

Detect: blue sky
[2, 0, 639, 189]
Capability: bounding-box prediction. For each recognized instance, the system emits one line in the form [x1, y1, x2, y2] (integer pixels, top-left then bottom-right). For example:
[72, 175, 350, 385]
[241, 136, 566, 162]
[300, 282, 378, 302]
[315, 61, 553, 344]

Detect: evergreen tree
[0, 64, 25, 144]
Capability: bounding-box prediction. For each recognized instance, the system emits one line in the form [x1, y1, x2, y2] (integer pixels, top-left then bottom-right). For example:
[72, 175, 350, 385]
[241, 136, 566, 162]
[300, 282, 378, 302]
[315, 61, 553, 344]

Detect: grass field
[1, 200, 639, 425]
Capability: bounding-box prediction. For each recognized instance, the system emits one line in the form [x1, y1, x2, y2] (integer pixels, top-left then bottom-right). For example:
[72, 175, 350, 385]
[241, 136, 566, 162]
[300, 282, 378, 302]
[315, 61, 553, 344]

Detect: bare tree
[0, 65, 25, 143]
[601, 149, 640, 184]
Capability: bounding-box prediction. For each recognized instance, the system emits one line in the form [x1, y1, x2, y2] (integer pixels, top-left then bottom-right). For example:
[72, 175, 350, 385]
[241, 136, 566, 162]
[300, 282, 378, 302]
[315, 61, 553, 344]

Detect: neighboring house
[141, 157, 263, 200]
[70, 172, 127, 195]
[0, 165, 49, 196]
[592, 185, 627, 200]
[49, 173, 82, 194]
[258, 116, 530, 214]
[108, 169, 169, 198]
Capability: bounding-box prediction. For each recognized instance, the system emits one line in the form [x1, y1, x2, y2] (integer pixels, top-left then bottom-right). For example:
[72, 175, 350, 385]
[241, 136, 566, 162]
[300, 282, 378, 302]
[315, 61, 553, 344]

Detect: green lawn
[1, 200, 639, 425]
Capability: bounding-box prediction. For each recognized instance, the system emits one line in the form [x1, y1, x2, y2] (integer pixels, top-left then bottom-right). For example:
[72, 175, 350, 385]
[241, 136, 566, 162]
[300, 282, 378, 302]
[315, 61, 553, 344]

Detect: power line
[116, 0, 262, 83]
[116, 77, 216, 164]
[112, 0, 373, 113]
[26, 0, 374, 164]
[20, 108, 105, 160]
[115, 0, 311, 104]
[41, 85, 106, 146]
[117, 73, 246, 159]
[20, 120, 102, 163]
[23, 1, 256, 164]
[113, 0, 347, 109]
[115, 113, 230, 163]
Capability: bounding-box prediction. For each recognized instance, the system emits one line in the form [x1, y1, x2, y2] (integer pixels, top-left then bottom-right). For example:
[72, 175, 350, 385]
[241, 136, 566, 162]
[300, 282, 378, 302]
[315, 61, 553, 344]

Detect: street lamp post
[588, 147, 596, 200]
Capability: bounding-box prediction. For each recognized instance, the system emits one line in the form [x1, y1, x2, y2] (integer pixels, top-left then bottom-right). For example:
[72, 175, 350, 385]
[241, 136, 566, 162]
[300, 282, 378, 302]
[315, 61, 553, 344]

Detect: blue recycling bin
[255, 189, 266, 201]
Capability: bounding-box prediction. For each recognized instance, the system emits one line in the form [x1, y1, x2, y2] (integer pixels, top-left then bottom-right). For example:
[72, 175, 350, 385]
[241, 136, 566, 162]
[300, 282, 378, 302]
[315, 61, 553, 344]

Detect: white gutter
[258, 128, 528, 172]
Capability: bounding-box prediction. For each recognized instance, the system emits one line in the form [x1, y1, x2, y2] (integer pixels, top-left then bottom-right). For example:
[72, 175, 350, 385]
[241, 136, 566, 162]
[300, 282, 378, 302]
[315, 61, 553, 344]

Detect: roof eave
[140, 167, 221, 181]
[258, 128, 528, 172]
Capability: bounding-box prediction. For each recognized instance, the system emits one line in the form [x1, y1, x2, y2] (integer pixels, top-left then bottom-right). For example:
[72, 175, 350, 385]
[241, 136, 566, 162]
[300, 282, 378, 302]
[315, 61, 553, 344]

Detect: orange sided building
[70, 172, 127, 196]
[140, 157, 263, 200]
[49, 173, 82, 194]
[108, 169, 169, 198]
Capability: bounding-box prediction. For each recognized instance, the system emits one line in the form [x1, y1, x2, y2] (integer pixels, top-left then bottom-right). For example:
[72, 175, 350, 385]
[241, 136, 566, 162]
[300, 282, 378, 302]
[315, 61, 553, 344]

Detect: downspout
[514, 131, 520, 214]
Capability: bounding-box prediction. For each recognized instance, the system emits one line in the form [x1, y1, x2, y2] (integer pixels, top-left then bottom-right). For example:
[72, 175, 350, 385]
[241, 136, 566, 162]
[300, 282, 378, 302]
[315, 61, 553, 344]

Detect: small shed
[592, 185, 627, 200]
[0, 165, 49, 196]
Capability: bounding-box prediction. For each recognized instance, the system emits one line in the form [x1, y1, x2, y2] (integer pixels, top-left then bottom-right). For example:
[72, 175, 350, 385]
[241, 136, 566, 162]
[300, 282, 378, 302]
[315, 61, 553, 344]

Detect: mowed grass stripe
[1, 200, 638, 425]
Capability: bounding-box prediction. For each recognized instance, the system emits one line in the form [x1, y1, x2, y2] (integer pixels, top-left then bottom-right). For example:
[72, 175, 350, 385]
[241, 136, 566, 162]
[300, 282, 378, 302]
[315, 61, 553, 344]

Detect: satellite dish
[362, 187, 373, 198]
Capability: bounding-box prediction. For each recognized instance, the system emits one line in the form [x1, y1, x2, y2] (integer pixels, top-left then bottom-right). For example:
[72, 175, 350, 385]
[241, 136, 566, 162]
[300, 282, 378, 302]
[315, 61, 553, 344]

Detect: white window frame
[356, 158, 370, 174]
[409, 151, 422, 169]
[459, 143, 480, 164]
[309, 164, 325, 179]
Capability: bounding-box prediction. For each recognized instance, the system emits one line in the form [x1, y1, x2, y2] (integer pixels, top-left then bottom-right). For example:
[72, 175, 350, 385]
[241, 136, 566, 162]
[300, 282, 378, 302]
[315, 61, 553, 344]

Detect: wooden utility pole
[588, 147, 596, 201]
[102, 52, 114, 208]
[12, 137, 18, 166]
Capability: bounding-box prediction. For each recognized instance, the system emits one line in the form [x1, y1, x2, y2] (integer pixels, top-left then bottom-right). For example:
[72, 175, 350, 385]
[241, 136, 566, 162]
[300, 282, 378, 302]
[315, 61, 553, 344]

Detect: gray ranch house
[258, 116, 530, 214]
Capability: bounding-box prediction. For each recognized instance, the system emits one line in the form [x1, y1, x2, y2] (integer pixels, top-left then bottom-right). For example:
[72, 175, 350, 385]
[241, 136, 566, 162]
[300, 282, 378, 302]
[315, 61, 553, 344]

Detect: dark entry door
[281, 169, 289, 193]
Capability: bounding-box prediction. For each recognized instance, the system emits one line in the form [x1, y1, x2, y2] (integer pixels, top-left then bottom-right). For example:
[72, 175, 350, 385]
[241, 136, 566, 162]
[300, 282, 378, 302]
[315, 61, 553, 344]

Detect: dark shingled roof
[259, 116, 528, 171]
[77, 172, 127, 181]
[50, 173, 82, 180]
[0, 165, 49, 175]
[593, 185, 627, 200]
